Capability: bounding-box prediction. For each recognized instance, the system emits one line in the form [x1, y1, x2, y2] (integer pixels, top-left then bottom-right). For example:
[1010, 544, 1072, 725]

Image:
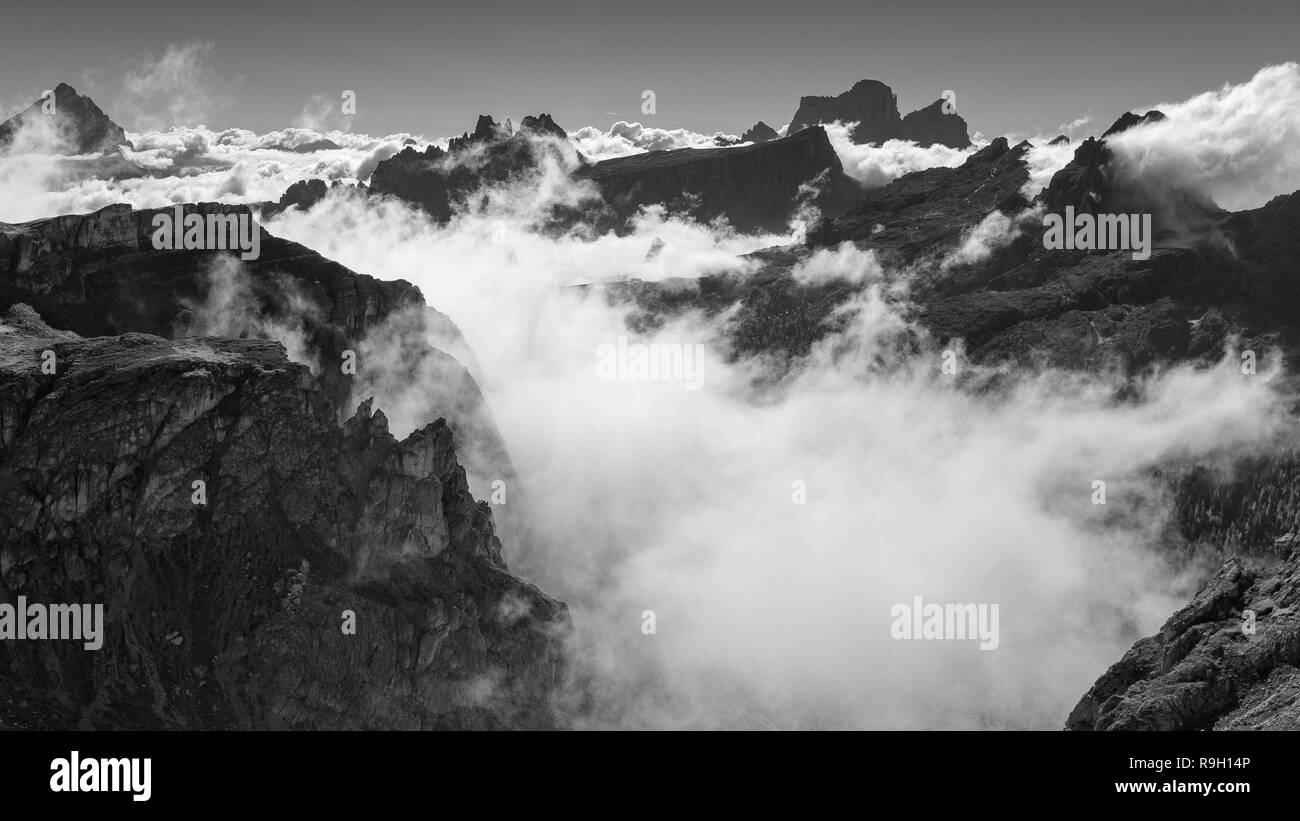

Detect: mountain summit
[787, 78, 971, 148]
[0, 83, 133, 155]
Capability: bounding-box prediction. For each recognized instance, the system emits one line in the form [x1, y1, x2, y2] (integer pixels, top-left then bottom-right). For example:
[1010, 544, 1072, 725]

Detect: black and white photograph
[0, 0, 1296, 804]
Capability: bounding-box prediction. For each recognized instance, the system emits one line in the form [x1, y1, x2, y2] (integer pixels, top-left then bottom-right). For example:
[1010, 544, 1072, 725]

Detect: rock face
[0, 83, 133, 155]
[899, 99, 973, 150]
[1043, 112, 1170, 216]
[274, 178, 330, 211]
[787, 79, 971, 148]
[810, 137, 1032, 255]
[789, 80, 901, 142]
[1066, 548, 1300, 730]
[740, 121, 780, 143]
[0, 203, 514, 502]
[0, 308, 566, 729]
[1042, 110, 1222, 240]
[576, 125, 861, 234]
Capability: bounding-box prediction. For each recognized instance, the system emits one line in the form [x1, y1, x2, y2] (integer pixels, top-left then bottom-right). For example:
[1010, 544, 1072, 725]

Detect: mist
[263, 148, 1295, 729]
[1109, 62, 1300, 212]
[6, 62, 1299, 728]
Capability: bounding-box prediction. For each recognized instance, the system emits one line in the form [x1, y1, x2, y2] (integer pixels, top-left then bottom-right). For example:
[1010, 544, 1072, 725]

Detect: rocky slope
[0, 203, 513, 498]
[1067, 546, 1300, 730]
[0, 83, 133, 155]
[0, 305, 566, 729]
[787, 79, 971, 148]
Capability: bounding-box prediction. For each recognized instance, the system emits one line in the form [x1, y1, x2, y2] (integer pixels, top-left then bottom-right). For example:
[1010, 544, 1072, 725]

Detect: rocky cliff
[900, 99, 973, 151]
[575, 125, 861, 234]
[0, 203, 513, 497]
[0, 305, 566, 729]
[1067, 546, 1300, 730]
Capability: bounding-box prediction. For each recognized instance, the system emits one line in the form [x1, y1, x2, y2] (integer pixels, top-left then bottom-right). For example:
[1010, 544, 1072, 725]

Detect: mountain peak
[1102, 109, 1167, 138]
[740, 121, 779, 143]
[0, 83, 132, 154]
[788, 79, 970, 148]
[518, 113, 568, 140]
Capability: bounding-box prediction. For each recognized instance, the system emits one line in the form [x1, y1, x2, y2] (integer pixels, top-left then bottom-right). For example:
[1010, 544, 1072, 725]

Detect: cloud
[178, 255, 315, 367]
[940, 205, 1041, 269]
[570, 121, 739, 161]
[293, 93, 350, 133]
[1021, 139, 1078, 198]
[262, 157, 1296, 729]
[121, 41, 229, 130]
[1108, 62, 1300, 211]
[790, 241, 885, 286]
[0, 123, 423, 221]
[1057, 113, 1093, 134]
[822, 121, 977, 188]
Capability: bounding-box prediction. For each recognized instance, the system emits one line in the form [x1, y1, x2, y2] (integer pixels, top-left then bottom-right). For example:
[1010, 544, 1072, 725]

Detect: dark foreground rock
[0, 307, 567, 728]
[1066, 546, 1300, 730]
[0, 203, 513, 498]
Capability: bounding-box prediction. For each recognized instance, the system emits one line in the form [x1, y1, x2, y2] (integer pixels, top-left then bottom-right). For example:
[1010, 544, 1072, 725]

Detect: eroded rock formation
[0, 306, 566, 729]
[787, 79, 971, 148]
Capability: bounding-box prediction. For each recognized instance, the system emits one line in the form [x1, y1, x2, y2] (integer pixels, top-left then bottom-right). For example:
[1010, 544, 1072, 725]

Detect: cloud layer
[1109, 62, 1300, 211]
[262, 161, 1294, 729]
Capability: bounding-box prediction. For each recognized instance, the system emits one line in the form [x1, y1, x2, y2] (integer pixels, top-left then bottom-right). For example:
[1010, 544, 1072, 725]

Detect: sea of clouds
[4, 55, 1300, 728]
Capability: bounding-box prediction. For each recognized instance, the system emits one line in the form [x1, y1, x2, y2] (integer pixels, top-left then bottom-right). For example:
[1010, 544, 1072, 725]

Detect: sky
[1, 0, 1296, 140]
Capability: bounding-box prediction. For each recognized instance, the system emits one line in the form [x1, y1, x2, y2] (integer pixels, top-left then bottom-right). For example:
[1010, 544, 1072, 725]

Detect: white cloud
[570, 121, 740, 161]
[121, 41, 228, 131]
[1021, 139, 1078, 198]
[791, 241, 885, 285]
[941, 205, 1041, 269]
[823, 121, 977, 188]
[1057, 113, 1092, 135]
[1108, 62, 1300, 211]
[263, 163, 1294, 729]
[0, 123, 423, 221]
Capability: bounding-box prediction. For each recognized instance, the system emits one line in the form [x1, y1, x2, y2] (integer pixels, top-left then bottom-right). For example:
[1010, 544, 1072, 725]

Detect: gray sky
[1, 0, 1296, 139]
